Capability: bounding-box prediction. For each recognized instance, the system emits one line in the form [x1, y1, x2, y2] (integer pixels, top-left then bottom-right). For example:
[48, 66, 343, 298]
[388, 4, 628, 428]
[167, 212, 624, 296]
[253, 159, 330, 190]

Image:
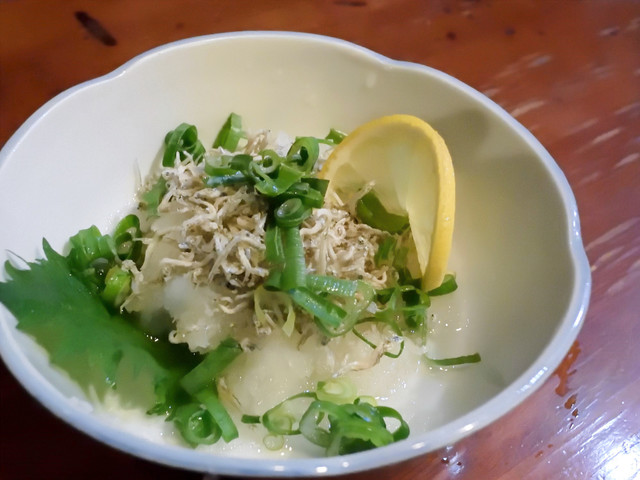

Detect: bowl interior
[0, 32, 588, 475]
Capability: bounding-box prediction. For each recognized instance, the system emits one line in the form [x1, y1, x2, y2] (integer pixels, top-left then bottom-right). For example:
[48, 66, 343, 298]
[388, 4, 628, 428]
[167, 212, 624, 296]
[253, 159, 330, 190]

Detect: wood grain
[1, 1, 639, 479]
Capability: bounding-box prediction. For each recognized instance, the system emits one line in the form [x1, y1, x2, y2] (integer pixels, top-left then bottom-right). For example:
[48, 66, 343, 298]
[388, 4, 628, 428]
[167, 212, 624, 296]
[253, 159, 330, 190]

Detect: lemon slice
[319, 114, 455, 291]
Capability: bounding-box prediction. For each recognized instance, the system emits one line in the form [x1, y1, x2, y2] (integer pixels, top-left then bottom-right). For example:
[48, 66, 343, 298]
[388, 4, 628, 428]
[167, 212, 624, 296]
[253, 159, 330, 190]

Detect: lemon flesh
[319, 114, 455, 291]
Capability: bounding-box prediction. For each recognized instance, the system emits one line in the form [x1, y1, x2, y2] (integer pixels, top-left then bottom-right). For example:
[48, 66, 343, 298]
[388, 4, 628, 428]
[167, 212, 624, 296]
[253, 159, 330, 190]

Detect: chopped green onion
[205, 166, 240, 177]
[369, 283, 430, 338]
[280, 227, 307, 290]
[374, 236, 396, 267]
[253, 286, 296, 336]
[298, 399, 408, 456]
[356, 395, 377, 406]
[290, 287, 347, 330]
[204, 171, 249, 188]
[250, 156, 278, 179]
[203, 153, 253, 187]
[298, 400, 335, 447]
[204, 154, 231, 175]
[400, 285, 429, 305]
[306, 275, 358, 297]
[400, 285, 431, 330]
[241, 414, 261, 424]
[402, 304, 428, 330]
[213, 113, 244, 151]
[373, 405, 411, 442]
[316, 377, 357, 404]
[68, 225, 116, 271]
[281, 301, 296, 336]
[256, 149, 284, 173]
[352, 280, 376, 304]
[351, 325, 405, 359]
[275, 182, 325, 209]
[250, 162, 304, 197]
[180, 337, 242, 395]
[193, 387, 238, 442]
[356, 191, 409, 234]
[244, 387, 408, 455]
[426, 352, 482, 367]
[301, 177, 329, 197]
[262, 391, 316, 435]
[375, 287, 395, 305]
[263, 433, 285, 450]
[204, 153, 251, 176]
[264, 409, 296, 435]
[427, 273, 458, 296]
[325, 128, 347, 145]
[264, 223, 285, 266]
[113, 214, 142, 262]
[100, 265, 132, 308]
[293, 280, 375, 337]
[336, 401, 395, 451]
[172, 403, 221, 446]
[353, 302, 405, 358]
[113, 214, 140, 240]
[287, 137, 320, 173]
[163, 123, 205, 166]
[392, 246, 421, 287]
[392, 245, 408, 270]
[229, 153, 253, 171]
[263, 269, 283, 291]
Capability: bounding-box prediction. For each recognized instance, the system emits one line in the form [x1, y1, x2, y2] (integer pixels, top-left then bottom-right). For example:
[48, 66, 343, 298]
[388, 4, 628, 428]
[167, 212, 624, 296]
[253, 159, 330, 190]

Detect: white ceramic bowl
[0, 32, 590, 476]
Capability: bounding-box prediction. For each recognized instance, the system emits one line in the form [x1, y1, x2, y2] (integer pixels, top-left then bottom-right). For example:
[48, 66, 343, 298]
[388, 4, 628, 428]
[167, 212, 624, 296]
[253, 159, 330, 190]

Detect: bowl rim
[0, 30, 591, 477]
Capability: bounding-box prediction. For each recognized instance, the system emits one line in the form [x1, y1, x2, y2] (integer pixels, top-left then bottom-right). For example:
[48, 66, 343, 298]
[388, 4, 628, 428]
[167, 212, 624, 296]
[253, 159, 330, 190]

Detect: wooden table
[1, 1, 638, 479]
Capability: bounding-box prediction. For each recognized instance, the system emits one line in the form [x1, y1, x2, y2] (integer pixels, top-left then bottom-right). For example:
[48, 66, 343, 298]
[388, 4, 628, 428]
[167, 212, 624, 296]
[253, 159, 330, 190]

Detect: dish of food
[0, 112, 482, 457]
[0, 32, 590, 476]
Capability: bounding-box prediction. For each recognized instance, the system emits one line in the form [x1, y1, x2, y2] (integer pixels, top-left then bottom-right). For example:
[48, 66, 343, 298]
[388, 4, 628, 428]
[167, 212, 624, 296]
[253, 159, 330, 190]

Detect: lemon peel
[319, 114, 455, 291]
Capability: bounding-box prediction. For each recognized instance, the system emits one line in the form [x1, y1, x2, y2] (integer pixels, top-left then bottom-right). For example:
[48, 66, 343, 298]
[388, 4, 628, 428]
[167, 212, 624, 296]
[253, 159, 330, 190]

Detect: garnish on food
[0, 113, 480, 455]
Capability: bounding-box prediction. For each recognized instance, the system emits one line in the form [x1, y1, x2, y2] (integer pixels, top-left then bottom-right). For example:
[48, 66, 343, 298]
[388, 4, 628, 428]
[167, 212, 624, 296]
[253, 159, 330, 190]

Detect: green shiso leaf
[0, 240, 195, 412]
